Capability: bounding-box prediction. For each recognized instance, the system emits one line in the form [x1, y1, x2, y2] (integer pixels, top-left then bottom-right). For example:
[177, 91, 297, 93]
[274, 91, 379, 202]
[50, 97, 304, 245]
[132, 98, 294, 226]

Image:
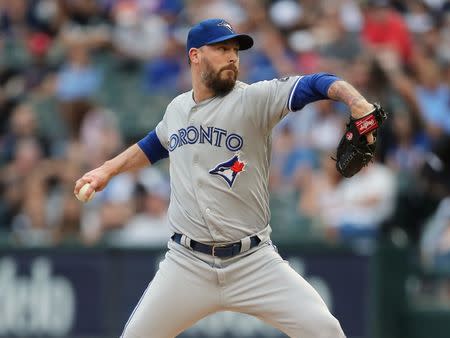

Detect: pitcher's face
[199, 40, 240, 96]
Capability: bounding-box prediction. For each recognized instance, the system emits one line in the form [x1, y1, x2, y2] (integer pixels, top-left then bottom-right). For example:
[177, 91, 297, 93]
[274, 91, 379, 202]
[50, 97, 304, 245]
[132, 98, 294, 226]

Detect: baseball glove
[335, 103, 387, 178]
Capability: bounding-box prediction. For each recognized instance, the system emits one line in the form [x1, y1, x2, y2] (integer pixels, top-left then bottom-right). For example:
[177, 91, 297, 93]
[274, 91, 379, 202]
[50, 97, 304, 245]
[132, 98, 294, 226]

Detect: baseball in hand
[76, 183, 96, 202]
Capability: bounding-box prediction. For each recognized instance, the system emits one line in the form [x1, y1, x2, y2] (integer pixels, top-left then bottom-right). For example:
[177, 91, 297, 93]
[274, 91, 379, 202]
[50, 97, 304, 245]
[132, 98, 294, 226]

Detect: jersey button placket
[189, 104, 197, 124]
[189, 106, 197, 124]
[192, 155, 202, 189]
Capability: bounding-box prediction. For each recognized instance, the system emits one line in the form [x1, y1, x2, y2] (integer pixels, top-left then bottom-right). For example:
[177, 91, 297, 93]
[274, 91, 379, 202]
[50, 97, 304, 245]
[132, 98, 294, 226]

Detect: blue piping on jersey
[288, 76, 303, 112]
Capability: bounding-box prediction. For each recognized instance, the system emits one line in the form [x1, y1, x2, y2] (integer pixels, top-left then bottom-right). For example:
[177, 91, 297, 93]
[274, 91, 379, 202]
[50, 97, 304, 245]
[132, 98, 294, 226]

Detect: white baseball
[76, 183, 96, 202]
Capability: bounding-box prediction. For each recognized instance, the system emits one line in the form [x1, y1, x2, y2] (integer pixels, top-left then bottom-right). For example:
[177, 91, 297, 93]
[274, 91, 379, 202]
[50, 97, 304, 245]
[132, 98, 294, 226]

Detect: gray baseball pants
[121, 240, 345, 338]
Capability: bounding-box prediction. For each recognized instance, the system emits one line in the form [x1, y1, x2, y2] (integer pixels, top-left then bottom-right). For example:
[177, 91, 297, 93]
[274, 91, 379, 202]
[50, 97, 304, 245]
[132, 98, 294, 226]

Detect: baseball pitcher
[74, 19, 386, 338]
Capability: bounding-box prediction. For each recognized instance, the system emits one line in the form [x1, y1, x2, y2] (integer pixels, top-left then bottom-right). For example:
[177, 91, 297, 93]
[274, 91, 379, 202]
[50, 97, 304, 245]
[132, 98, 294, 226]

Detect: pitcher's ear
[189, 48, 200, 64]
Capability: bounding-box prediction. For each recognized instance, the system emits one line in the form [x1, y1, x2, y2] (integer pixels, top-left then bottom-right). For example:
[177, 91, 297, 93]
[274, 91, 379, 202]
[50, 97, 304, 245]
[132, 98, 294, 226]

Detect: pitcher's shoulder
[237, 79, 270, 98]
[171, 90, 193, 105]
[238, 79, 273, 94]
[165, 90, 193, 112]
[234, 81, 249, 90]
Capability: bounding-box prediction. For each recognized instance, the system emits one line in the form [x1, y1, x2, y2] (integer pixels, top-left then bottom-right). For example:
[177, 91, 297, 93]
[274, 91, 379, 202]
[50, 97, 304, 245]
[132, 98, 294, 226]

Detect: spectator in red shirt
[362, 0, 413, 63]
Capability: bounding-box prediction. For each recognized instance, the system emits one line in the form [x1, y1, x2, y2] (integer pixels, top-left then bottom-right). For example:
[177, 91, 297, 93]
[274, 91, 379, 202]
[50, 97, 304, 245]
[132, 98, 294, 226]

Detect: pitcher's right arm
[74, 130, 168, 197]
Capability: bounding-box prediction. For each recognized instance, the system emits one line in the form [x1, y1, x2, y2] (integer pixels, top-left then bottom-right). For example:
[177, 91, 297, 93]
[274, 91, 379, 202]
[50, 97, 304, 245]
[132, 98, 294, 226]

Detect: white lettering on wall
[0, 257, 76, 336]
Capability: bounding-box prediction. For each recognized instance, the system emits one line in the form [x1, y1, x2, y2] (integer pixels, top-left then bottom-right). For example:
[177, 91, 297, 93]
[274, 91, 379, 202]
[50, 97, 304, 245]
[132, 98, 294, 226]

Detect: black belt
[171, 233, 261, 258]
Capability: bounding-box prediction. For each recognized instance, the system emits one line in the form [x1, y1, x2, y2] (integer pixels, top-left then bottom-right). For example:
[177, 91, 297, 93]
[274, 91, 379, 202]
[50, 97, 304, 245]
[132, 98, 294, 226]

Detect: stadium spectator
[0, 137, 43, 232]
[385, 109, 429, 174]
[0, 103, 49, 164]
[299, 155, 396, 245]
[111, 0, 169, 63]
[421, 197, 450, 270]
[362, 0, 413, 63]
[56, 43, 102, 138]
[414, 58, 450, 137]
[420, 136, 450, 270]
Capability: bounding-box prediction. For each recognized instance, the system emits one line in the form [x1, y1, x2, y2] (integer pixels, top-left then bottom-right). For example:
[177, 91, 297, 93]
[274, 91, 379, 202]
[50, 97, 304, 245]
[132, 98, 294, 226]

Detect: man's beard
[201, 59, 238, 96]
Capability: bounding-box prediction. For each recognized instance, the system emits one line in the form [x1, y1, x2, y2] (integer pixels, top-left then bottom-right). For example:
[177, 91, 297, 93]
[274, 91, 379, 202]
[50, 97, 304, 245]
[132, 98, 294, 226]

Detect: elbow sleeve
[288, 73, 341, 111]
[137, 130, 169, 164]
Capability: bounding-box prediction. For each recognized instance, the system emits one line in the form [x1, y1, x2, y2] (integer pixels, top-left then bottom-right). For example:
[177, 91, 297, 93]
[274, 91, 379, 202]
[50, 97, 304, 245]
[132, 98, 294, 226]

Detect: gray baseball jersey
[124, 72, 346, 338]
[155, 76, 301, 244]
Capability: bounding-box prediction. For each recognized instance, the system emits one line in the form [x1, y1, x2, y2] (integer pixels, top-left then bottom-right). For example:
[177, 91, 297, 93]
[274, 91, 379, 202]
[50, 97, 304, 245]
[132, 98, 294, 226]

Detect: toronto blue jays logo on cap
[209, 154, 246, 188]
[217, 21, 234, 33]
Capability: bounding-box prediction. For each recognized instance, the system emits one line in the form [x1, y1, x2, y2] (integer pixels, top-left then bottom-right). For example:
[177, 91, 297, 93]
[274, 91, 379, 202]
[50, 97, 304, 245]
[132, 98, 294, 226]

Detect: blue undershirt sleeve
[137, 130, 169, 164]
[288, 73, 341, 111]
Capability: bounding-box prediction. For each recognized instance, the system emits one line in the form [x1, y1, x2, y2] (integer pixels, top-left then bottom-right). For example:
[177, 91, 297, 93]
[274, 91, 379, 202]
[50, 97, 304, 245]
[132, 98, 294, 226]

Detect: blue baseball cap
[186, 19, 254, 53]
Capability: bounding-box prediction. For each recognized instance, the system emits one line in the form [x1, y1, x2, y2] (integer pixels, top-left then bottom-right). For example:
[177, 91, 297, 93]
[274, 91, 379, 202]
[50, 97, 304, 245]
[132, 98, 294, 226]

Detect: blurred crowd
[0, 0, 449, 266]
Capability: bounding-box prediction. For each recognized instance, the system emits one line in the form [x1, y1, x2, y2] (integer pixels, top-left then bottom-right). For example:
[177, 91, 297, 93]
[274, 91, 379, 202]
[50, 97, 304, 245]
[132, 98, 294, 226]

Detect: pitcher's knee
[317, 316, 345, 338]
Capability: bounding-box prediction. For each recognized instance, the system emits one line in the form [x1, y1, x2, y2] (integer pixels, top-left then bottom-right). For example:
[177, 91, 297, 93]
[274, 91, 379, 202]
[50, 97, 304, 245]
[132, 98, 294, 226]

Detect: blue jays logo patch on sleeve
[209, 154, 245, 188]
[278, 76, 290, 82]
